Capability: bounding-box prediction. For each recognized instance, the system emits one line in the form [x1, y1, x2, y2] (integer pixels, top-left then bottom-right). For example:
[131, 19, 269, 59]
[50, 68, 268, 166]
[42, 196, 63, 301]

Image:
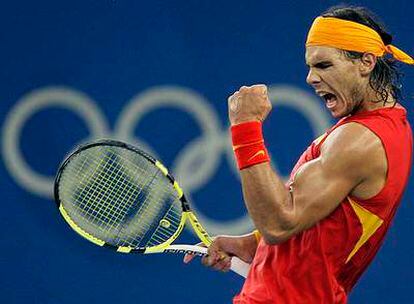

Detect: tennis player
[185, 5, 413, 303]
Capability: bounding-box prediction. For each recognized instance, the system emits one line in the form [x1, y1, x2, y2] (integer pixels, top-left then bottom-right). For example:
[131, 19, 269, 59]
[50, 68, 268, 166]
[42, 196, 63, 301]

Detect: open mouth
[321, 93, 337, 109]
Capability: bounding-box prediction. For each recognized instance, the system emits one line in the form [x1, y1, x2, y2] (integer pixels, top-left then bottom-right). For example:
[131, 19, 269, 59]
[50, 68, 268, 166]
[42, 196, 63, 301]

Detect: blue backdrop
[1, 1, 413, 303]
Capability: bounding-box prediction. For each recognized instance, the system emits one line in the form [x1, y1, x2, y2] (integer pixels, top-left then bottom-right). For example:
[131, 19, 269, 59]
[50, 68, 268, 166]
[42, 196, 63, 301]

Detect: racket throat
[186, 211, 212, 247]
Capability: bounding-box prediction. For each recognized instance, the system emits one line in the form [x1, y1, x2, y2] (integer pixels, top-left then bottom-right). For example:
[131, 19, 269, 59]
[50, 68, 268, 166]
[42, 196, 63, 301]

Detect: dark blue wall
[1, 1, 413, 303]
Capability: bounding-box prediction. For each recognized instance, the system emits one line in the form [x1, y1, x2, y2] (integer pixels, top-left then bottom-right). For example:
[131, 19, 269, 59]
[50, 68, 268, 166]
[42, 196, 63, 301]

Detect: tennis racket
[54, 139, 250, 278]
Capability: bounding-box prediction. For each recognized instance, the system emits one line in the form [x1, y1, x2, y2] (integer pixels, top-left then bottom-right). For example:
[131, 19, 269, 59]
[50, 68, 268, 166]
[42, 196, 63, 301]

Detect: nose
[306, 68, 321, 86]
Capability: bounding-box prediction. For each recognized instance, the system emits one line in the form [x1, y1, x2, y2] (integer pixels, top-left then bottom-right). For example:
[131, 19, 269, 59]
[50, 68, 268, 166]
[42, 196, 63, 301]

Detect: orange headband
[306, 17, 414, 65]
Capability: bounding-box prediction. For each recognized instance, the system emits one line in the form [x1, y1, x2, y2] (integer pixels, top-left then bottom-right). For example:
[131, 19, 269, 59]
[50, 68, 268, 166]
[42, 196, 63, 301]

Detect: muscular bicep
[289, 154, 359, 232]
[287, 123, 382, 234]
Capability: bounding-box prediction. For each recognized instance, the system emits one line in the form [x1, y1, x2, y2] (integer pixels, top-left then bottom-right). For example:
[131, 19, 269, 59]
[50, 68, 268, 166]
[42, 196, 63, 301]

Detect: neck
[355, 87, 396, 113]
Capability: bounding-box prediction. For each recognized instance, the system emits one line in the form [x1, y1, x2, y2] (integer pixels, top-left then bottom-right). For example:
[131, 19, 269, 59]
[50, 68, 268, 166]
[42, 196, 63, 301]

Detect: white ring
[115, 86, 222, 192]
[1, 87, 109, 198]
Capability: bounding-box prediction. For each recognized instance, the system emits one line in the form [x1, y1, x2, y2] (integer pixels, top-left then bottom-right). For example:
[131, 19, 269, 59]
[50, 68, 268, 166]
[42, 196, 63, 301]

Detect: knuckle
[253, 84, 267, 93]
[214, 259, 229, 271]
[228, 92, 239, 102]
[201, 256, 210, 266]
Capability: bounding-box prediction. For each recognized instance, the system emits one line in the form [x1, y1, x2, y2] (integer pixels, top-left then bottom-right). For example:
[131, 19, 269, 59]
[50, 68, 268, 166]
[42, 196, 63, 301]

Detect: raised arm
[229, 85, 387, 244]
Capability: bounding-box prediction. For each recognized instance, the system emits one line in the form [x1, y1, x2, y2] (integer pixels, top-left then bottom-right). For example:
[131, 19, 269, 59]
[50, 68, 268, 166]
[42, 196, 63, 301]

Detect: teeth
[316, 91, 336, 102]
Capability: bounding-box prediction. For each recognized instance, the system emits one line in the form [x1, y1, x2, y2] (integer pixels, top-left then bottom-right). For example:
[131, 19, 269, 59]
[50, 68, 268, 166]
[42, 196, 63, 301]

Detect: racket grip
[197, 247, 250, 278]
[169, 245, 250, 278]
[230, 257, 250, 278]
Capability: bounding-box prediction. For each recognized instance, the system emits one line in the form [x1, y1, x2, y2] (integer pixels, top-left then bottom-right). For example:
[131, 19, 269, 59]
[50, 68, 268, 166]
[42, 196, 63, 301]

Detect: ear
[359, 53, 377, 76]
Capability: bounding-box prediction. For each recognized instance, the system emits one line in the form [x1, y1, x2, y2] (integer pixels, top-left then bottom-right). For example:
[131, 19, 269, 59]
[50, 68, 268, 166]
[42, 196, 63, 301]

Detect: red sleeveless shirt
[233, 106, 412, 304]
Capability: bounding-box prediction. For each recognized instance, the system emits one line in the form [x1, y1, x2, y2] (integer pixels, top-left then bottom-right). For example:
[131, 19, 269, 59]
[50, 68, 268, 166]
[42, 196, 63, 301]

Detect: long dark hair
[322, 6, 403, 104]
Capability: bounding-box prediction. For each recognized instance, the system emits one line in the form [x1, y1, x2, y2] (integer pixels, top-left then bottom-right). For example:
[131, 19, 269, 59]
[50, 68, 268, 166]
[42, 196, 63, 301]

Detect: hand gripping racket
[54, 139, 250, 278]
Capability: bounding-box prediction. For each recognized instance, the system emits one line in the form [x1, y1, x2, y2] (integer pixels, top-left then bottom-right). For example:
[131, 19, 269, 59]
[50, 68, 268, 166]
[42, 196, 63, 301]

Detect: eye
[315, 62, 332, 69]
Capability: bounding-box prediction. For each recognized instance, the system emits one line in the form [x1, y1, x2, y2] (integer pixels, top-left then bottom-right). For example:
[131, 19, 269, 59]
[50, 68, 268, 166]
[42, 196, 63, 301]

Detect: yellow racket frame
[58, 157, 212, 253]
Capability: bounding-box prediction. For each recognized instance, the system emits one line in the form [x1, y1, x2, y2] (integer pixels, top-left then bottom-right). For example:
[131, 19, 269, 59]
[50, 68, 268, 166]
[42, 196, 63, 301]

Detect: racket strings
[60, 153, 116, 227]
[76, 156, 127, 227]
[118, 171, 182, 248]
[143, 195, 182, 247]
[59, 145, 184, 249]
[64, 149, 139, 233]
[64, 147, 158, 242]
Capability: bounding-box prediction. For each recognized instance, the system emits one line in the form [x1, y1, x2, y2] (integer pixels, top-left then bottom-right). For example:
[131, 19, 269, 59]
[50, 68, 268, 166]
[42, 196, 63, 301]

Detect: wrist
[231, 121, 270, 170]
[230, 117, 261, 126]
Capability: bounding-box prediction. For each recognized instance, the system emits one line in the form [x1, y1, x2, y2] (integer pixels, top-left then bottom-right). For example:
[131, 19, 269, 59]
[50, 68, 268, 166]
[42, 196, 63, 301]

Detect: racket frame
[54, 139, 212, 255]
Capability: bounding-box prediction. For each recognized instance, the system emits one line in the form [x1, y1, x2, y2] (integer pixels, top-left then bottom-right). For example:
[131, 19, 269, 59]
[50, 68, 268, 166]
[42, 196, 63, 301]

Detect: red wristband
[231, 121, 270, 170]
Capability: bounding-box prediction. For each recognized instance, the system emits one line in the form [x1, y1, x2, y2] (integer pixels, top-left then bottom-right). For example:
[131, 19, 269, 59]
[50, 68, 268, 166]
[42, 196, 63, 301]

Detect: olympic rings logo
[1, 85, 331, 234]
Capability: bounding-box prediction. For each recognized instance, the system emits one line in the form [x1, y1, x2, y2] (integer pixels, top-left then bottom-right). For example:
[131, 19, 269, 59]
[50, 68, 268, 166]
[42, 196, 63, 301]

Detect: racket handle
[230, 257, 250, 278]
[167, 245, 250, 278]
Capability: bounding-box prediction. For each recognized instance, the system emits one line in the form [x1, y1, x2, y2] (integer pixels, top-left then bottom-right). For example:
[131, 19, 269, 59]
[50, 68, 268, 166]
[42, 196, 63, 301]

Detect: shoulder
[323, 122, 383, 155]
[320, 122, 386, 179]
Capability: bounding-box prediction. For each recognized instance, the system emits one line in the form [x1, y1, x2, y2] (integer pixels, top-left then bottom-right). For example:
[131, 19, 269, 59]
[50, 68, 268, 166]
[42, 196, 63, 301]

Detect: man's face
[305, 46, 367, 118]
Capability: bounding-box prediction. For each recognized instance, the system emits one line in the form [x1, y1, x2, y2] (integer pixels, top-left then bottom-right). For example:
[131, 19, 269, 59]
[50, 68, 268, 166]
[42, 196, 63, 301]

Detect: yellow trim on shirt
[253, 230, 261, 243]
[346, 197, 384, 263]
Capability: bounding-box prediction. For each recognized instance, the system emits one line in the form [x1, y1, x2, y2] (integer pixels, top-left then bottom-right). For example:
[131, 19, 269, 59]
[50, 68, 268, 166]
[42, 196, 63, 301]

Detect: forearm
[240, 163, 294, 244]
[227, 85, 296, 243]
[235, 231, 260, 258]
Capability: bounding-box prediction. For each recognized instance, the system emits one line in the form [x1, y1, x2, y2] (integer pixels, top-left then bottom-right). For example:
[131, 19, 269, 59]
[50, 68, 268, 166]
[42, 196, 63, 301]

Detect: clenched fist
[228, 84, 272, 126]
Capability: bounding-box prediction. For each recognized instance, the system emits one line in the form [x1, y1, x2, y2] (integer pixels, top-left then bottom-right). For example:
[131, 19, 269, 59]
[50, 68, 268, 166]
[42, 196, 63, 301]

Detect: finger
[201, 251, 221, 267]
[183, 241, 206, 264]
[201, 255, 212, 267]
[201, 255, 209, 266]
[251, 84, 267, 94]
[239, 86, 249, 92]
[212, 256, 232, 272]
[183, 253, 196, 264]
[229, 96, 241, 113]
[228, 92, 239, 103]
